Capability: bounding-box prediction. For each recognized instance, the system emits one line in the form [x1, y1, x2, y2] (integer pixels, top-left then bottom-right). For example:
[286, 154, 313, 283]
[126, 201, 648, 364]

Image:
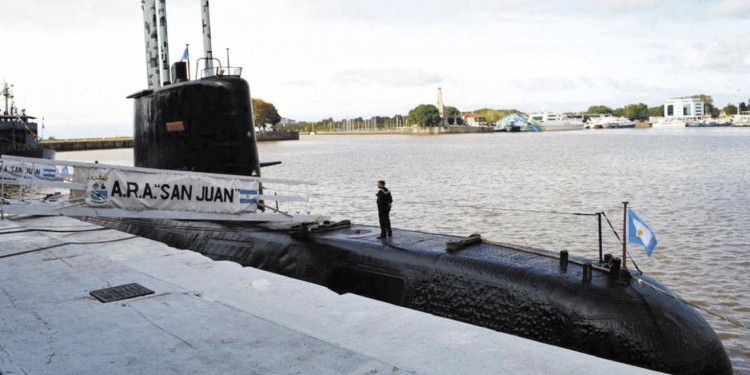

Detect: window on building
[683, 104, 691, 116]
[667, 105, 674, 116]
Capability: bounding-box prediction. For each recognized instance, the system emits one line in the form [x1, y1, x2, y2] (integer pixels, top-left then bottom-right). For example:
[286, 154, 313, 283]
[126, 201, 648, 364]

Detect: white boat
[590, 115, 635, 129]
[731, 112, 750, 127]
[652, 118, 687, 128]
[527, 112, 584, 131]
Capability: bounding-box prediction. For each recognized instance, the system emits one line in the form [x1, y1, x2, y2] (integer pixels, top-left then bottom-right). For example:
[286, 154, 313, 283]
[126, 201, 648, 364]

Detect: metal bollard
[609, 258, 621, 280]
[582, 263, 592, 282]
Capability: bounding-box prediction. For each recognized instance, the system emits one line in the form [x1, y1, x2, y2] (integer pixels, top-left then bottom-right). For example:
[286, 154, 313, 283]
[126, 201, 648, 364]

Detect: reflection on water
[58, 128, 750, 374]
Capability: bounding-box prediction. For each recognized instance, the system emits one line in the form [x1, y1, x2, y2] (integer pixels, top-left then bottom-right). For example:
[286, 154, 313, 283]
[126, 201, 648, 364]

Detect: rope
[601, 211, 622, 245]
[634, 276, 749, 330]
[0, 227, 109, 235]
[270, 189, 599, 218]
[0, 235, 138, 259]
[601, 211, 642, 274]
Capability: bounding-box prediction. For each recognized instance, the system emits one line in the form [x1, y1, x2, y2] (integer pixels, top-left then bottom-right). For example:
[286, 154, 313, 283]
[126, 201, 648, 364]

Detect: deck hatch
[90, 283, 154, 303]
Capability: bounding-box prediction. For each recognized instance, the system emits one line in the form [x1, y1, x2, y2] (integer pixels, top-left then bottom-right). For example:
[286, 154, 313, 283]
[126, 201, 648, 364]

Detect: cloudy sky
[2, 0, 749, 137]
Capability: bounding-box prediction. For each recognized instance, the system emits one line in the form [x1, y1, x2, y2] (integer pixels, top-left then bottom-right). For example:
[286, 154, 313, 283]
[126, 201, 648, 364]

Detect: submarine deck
[0, 216, 662, 374]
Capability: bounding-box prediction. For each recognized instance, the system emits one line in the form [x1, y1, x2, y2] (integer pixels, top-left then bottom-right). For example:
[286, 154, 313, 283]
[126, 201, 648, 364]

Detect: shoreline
[41, 131, 299, 151]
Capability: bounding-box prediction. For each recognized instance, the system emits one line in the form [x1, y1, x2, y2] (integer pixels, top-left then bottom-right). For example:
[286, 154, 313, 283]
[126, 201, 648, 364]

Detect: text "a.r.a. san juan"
[110, 181, 237, 202]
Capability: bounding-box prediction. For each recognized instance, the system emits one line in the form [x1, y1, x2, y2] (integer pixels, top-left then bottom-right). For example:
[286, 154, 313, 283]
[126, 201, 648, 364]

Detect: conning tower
[130, 0, 260, 177]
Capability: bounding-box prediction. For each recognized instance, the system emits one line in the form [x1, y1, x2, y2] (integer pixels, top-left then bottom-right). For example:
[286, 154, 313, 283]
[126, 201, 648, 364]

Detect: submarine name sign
[79, 168, 259, 214]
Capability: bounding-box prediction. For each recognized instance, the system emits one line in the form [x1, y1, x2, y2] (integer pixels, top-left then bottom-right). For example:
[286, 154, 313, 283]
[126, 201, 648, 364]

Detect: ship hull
[86, 217, 732, 375]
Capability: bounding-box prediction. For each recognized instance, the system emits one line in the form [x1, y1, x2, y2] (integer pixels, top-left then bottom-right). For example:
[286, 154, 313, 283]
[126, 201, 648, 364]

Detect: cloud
[712, 0, 750, 18]
[678, 37, 750, 73]
[334, 67, 441, 87]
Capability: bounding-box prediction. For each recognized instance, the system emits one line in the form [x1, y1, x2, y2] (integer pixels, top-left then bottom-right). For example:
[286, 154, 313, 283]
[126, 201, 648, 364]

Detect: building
[436, 87, 446, 126]
[664, 97, 703, 118]
[462, 113, 488, 127]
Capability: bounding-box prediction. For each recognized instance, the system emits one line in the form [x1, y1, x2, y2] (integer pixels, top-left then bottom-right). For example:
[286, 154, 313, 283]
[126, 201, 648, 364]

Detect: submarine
[86, 1, 733, 374]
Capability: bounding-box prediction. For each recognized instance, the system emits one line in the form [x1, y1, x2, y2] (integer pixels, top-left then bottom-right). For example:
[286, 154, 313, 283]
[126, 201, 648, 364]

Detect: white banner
[76, 168, 259, 214]
[1, 161, 60, 180]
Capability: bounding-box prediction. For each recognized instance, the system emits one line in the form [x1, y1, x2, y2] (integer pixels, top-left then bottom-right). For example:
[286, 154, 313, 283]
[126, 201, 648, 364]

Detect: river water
[58, 128, 749, 374]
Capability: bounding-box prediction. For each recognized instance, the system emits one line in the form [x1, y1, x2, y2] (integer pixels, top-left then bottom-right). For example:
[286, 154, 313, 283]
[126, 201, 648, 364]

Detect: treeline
[272, 93, 750, 131]
[584, 94, 749, 119]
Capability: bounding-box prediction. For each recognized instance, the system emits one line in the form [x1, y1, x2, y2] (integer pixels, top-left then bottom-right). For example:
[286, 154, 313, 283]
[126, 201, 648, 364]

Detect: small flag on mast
[181, 46, 189, 61]
[627, 208, 658, 257]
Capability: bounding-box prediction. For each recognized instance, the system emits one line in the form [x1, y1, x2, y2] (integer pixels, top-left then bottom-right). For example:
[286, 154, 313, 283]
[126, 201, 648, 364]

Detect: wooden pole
[597, 212, 603, 263]
[186, 44, 191, 81]
[622, 201, 629, 269]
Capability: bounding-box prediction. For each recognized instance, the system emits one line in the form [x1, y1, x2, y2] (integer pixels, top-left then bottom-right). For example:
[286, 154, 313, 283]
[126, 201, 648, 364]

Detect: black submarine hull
[121, 75, 731, 374]
[86, 217, 732, 375]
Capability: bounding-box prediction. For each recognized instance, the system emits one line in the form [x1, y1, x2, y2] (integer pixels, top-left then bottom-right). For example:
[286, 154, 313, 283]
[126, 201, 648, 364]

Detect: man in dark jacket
[376, 180, 392, 239]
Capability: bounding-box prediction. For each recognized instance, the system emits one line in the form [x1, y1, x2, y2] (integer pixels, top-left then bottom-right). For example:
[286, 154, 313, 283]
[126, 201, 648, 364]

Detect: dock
[0, 216, 661, 374]
[40, 131, 299, 151]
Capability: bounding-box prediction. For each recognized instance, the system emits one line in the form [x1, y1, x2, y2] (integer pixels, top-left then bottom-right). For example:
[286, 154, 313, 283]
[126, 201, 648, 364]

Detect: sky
[1, 0, 749, 137]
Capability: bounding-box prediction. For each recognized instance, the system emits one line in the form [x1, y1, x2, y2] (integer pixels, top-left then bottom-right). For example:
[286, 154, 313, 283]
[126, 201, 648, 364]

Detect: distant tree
[473, 108, 519, 124]
[586, 105, 613, 115]
[621, 103, 649, 120]
[407, 104, 441, 127]
[252, 98, 281, 129]
[648, 105, 664, 117]
[445, 106, 462, 125]
[723, 104, 738, 115]
[694, 94, 715, 117]
[740, 102, 748, 113]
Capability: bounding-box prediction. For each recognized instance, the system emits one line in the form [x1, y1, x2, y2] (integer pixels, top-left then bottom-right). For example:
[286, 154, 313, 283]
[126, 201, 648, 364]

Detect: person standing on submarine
[376, 180, 393, 239]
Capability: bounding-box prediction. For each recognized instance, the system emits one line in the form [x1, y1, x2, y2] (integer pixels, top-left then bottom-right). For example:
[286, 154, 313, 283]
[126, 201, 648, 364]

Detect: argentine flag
[239, 189, 258, 205]
[627, 208, 658, 257]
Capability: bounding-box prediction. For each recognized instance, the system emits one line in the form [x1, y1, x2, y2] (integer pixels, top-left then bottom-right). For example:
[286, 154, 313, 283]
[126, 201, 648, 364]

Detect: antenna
[201, 0, 214, 73]
[156, 0, 171, 85]
[141, 0, 161, 88]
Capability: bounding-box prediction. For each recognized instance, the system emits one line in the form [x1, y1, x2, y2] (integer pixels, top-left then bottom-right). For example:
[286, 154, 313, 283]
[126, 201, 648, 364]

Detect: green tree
[252, 98, 281, 129]
[723, 104, 738, 115]
[586, 105, 613, 115]
[445, 106, 462, 125]
[621, 103, 649, 120]
[473, 108, 519, 124]
[648, 105, 664, 117]
[694, 94, 715, 118]
[407, 104, 441, 127]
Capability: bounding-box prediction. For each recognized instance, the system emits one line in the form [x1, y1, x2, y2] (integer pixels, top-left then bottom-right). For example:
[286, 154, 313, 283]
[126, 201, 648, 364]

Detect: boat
[527, 112, 585, 131]
[652, 117, 688, 128]
[0, 82, 55, 159]
[730, 112, 750, 127]
[494, 113, 541, 132]
[77, 1, 732, 373]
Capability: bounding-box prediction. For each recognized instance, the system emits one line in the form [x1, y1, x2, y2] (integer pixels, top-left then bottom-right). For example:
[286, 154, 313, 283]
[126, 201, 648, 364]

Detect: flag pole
[622, 201, 629, 269]
[186, 44, 191, 81]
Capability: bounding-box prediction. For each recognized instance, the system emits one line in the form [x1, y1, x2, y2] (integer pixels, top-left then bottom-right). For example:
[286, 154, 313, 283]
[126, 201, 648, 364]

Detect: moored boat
[0, 82, 55, 159]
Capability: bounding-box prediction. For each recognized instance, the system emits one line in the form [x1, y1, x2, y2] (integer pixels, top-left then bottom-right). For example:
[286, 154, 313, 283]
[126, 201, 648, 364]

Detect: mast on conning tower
[156, 0, 171, 85]
[141, 0, 161, 89]
[201, 0, 214, 74]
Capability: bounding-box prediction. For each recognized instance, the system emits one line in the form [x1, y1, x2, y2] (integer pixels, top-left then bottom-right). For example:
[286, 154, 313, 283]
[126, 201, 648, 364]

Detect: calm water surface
[59, 128, 750, 373]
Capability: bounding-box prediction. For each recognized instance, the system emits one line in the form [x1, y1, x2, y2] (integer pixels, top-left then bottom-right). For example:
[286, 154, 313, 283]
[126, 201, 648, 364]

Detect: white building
[664, 97, 703, 118]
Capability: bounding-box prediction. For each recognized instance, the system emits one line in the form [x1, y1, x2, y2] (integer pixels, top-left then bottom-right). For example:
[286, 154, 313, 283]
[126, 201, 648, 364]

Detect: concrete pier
[40, 132, 299, 151]
[0, 216, 662, 375]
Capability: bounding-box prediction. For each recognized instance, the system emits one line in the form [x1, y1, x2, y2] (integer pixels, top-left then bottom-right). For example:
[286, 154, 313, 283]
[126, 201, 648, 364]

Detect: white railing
[1, 155, 324, 223]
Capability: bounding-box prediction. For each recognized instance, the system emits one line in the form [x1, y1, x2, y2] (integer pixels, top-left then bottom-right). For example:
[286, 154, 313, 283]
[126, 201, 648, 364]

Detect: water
[58, 128, 750, 373]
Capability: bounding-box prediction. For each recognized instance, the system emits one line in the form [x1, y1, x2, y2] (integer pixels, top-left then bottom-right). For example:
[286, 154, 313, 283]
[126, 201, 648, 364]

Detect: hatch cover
[90, 283, 154, 303]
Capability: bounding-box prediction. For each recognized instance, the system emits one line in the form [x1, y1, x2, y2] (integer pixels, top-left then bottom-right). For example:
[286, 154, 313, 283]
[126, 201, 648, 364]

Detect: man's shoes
[376, 235, 386, 239]
[387, 232, 393, 237]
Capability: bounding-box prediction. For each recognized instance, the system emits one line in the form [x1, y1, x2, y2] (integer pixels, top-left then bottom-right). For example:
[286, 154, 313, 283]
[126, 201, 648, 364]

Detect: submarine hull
[86, 217, 732, 375]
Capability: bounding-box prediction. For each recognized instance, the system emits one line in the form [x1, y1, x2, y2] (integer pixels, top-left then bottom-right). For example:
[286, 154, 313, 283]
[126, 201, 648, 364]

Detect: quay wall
[42, 131, 299, 151]
[320, 126, 495, 135]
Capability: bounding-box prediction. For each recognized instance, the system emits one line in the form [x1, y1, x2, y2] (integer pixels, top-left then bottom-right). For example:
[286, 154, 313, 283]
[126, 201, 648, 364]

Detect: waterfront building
[664, 96, 704, 118]
[462, 113, 488, 127]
